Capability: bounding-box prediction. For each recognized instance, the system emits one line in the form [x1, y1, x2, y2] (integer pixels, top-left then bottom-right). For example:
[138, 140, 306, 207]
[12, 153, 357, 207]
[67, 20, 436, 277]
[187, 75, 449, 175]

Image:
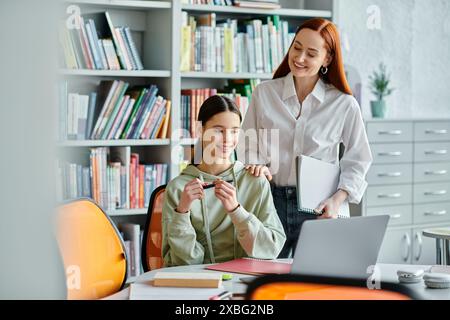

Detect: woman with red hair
[237, 18, 373, 258]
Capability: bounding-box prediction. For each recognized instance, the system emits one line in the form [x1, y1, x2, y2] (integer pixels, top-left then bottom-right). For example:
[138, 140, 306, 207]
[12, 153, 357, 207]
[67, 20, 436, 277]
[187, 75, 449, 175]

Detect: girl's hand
[214, 179, 239, 213]
[315, 189, 349, 219]
[176, 178, 204, 213]
[245, 164, 272, 181]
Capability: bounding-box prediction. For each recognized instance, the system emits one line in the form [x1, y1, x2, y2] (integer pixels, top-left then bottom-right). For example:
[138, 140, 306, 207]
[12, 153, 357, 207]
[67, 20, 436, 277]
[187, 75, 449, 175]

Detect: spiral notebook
[296, 155, 350, 218]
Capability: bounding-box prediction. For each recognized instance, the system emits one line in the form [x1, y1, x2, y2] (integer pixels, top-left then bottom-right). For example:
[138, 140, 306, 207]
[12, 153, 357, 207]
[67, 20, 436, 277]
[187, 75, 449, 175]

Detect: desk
[105, 263, 450, 300]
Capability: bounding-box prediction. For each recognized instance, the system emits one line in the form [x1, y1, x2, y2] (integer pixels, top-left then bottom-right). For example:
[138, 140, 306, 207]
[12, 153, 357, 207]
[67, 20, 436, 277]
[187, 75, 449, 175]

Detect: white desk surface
[105, 262, 450, 300]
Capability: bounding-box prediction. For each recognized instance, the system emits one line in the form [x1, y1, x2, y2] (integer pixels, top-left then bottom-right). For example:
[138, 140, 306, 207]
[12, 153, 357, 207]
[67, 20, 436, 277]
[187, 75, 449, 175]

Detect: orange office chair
[246, 274, 423, 300]
[141, 184, 166, 272]
[55, 198, 127, 300]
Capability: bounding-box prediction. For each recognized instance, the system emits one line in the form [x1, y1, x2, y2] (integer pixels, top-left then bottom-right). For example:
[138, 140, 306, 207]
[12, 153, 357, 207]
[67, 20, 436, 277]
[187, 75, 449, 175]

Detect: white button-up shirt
[237, 72, 373, 204]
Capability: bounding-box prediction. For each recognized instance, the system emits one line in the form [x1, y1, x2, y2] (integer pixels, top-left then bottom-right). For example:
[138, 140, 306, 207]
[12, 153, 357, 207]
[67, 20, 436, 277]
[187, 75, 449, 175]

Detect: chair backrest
[55, 199, 127, 300]
[141, 184, 166, 272]
[246, 274, 421, 300]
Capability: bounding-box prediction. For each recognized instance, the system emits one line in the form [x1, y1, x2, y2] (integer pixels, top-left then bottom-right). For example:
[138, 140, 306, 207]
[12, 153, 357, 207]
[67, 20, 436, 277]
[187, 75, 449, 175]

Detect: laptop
[290, 215, 389, 279]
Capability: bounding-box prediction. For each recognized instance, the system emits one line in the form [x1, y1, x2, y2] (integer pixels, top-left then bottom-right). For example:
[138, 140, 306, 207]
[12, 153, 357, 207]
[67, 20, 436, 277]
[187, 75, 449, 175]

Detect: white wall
[335, 0, 450, 118]
[0, 0, 66, 299]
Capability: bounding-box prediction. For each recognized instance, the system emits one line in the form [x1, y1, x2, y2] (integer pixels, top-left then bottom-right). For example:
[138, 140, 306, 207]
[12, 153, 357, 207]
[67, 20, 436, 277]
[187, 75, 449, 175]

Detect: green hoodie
[162, 161, 286, 266]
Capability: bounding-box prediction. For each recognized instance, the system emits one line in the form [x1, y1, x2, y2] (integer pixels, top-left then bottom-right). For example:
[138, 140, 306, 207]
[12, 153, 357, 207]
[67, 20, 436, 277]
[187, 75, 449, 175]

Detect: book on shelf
[233, 1, 281, 9]
[181, 0, 280, 4]
[120, 223, 142, 277]
[59, 11, 144, 70]
[57, 81, 171, 141]
[225, 78, 261, 97]
[123, 240, 132, 277]
[180, 88, 251, 139]
[180, 12, 294, 73]
[56, 147, 169, 211]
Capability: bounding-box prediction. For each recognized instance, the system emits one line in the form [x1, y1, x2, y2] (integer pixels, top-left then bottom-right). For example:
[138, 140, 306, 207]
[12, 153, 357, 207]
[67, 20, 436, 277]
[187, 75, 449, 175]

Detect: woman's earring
[320, 66, 328, 74]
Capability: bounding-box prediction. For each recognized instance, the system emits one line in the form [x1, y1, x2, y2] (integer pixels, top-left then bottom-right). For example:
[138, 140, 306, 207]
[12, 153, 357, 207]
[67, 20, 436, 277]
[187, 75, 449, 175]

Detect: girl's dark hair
[191, 95, 241, 164]
[197, 95, 242, 125]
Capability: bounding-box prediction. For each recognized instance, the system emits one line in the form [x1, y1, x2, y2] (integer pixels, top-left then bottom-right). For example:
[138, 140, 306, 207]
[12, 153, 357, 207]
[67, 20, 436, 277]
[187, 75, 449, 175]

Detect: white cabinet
[412, 227, 437, 265]
[378, 225, 449, 265]
[378, 228, 412, 264]
[363, 119, 450, 265]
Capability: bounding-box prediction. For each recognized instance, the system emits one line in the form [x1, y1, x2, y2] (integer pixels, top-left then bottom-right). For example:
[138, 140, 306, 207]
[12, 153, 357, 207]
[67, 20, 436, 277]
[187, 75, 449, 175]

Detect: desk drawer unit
[414, 121, 450, 142]
[364, 119, 450, 265]
[414, 142, 450, 162]
[367, 122, 413, 143]
[367, 163, 413, 185]
[413, 182, 450, 204]
[366, 185, 412, 207]
[413, 202, 450, 224]
[366, 205, 412, 226]
[414, 162, 450, 183]
[371, 143, 413, 164]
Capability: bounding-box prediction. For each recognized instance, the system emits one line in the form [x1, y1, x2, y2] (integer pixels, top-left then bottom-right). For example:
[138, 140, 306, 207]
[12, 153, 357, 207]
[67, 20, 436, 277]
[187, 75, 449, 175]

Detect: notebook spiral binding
[300, 207, 349, 219]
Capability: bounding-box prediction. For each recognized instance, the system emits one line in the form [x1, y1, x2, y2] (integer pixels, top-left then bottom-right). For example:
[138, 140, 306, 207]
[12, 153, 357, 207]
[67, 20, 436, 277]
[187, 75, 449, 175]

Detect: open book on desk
[205, 258, 292, 276]
[296, 155, 350, 218]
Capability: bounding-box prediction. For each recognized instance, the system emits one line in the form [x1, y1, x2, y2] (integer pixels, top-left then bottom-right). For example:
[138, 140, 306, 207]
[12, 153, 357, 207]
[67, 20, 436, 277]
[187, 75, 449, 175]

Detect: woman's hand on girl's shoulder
[245, 164, 272, 181]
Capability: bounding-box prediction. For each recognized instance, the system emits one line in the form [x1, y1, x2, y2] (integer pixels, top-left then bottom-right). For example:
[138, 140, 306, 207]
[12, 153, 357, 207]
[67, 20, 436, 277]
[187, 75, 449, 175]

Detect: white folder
[296, 155, 350, 218]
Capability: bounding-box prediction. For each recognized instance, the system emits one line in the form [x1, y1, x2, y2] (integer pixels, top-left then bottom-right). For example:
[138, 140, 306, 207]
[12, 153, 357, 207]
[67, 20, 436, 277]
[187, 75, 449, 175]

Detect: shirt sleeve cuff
[338, 177, 368, 204]
[228, 205, 251, 225]
[171, 208, 191, 225]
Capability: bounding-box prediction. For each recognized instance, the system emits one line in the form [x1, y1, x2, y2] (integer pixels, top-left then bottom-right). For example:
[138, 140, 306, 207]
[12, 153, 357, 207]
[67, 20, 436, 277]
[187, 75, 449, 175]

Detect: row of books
[180, 13, 294, 73]
[180, 88, 252, 138]
[181, 0, 234, 4]
[59, 11, 143, 70]
[120, 223, 144, 278]
[58, 80, 171, 141]
[225, 78, 261, 98]
[56, 147, 168, 210]
[181, 0, 280, 8]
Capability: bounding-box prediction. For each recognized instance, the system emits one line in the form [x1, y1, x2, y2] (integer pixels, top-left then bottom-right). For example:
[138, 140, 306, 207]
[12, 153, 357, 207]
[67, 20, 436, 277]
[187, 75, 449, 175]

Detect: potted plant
[369, 63, 394, 118]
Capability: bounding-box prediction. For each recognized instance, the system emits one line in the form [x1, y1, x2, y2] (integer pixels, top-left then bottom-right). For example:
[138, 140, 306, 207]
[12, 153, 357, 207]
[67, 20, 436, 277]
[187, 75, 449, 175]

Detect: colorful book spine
[115, 27, 133, 70]
[123, 26, 144, 70]
[85, 22, 101, 69]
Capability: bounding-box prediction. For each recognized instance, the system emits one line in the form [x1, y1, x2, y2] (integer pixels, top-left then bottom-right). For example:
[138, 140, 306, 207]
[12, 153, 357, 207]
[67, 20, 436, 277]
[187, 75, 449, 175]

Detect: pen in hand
[202, 179, 233, 189]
